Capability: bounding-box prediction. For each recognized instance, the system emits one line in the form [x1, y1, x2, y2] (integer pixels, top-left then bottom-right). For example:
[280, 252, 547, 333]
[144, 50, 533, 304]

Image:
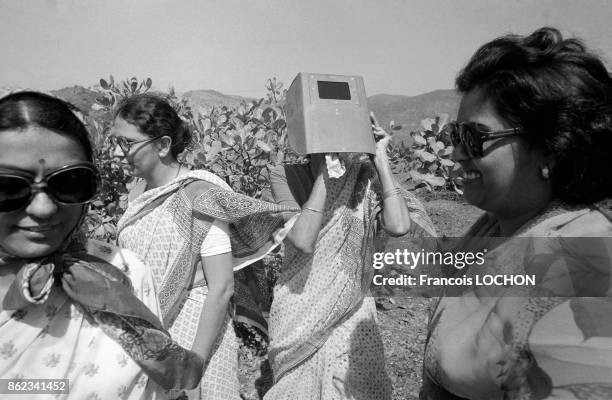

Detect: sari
[421, 201, 612, 400]
[117, 169, 297, 400]
[0, 238, 204, 400]
[265, 162, 436, 400]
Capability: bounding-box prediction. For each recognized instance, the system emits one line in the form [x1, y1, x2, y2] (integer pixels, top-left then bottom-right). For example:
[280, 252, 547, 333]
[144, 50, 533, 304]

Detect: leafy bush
[387, 116, 461, 193]
[86, 76, 298, 239]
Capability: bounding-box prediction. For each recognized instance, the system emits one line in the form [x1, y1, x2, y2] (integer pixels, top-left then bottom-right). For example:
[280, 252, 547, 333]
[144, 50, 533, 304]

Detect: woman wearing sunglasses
[421, 27, 612, 400]
[0, 91, 205, 399]
[111, 94, 295, 399]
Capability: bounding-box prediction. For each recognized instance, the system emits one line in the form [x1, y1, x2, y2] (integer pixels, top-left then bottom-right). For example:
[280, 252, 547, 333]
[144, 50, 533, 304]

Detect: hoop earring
[541, 166, 550, 179]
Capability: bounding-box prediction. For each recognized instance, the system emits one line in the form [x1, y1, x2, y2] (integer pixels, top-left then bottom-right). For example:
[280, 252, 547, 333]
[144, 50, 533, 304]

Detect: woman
[264, 122, 436, 399]
[421, 28, 612, 399]
[112, 94, 294, 399]
[0, 91, 203, 399]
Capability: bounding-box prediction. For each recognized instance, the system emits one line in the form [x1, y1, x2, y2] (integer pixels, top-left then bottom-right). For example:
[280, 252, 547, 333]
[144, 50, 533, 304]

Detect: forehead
[0, 127, 87, 172]
[111, 117, 147, 140]
[457, 88, 508, 129]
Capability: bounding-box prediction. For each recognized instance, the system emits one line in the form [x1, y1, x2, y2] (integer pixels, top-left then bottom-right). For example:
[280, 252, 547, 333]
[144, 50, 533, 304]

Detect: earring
[541, 166, 550, 179]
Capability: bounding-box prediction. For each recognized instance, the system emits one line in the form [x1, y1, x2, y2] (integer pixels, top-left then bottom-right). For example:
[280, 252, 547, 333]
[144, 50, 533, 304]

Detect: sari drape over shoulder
[117, 169, 298, 399]
[118, 170, 298, 328]
[422, 201, 612, 400]
[265, 162, 435, 400]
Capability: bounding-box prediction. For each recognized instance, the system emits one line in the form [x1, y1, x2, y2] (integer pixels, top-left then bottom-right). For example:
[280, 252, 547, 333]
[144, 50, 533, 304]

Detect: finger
[373, 128, 386, 137]
[374, 126, 391, 137]
[370, 111, 379, 127]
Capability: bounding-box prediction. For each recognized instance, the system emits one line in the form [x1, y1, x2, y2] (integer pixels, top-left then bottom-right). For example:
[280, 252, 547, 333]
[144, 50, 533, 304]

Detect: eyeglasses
[448, 121, 523, 158]
[0, 163, 99, 212]
[109, 135, 164, 155]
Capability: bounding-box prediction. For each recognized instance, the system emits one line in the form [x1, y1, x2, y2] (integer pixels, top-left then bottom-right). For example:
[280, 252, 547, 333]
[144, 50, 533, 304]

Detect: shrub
[387, 115, 461, 193]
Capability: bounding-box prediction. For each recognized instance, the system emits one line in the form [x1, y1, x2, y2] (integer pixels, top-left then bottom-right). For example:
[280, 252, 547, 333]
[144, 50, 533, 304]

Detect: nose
[25, 192, 58, 219]
[451, 143, 470, 162]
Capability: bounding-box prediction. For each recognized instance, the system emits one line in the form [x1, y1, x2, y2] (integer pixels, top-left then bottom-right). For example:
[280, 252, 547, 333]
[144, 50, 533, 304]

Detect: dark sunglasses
[0, 163, 99, 212]
[448, 122, 523, 158]
[109, 135, 164, 155]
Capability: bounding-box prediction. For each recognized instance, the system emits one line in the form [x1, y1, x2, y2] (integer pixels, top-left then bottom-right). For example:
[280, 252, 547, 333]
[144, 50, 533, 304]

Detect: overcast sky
[1, 0, 611, 97]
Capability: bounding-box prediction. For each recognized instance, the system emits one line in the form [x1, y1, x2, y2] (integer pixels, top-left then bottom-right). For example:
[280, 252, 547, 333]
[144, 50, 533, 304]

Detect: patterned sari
[0, 239, 203, 400]
[117, 169, 297, 400]
[422, 201, 612, 400]
[265, 162, 436, 400]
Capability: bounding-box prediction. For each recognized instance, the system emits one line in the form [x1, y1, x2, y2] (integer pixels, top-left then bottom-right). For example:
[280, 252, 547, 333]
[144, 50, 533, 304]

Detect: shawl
[0, 241, 204, 390]
[422, 201, 612, 400]
[117, 169, 299, 329]
[269, 162, 436, 381]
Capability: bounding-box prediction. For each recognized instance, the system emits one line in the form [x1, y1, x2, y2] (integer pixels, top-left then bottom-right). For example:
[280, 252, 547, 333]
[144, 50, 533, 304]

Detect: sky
[1, 0, 611, 97]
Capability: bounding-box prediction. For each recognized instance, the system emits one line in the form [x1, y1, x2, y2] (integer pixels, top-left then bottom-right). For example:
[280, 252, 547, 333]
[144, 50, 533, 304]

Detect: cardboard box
[285, 72, 375, 154]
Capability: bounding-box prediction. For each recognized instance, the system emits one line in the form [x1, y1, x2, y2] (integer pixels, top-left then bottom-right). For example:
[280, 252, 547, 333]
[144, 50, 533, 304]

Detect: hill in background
[182, 89, 252, 109]
[49, 85, 460, 137]
[367, 89, 460, 132]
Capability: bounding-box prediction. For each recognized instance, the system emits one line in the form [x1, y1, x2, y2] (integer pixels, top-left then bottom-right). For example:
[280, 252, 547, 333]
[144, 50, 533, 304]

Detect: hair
[0, 91, 93, 162]
[114, 94, 191, 158]
[456, 27, 612, 204]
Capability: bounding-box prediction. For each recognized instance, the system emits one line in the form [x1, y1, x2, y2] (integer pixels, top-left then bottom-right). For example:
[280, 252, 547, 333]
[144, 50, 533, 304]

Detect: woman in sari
[421, 27, 612, 399]
[264, 122, 436, 399]
[112, 94, 294, 399]
[0, 91, 203, 399]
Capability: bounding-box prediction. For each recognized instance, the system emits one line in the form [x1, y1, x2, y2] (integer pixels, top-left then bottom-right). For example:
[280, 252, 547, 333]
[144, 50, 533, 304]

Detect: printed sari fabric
[421, 201, 612, 400]
[265, 162, 436, 400]
[117, 169, 297, 400]
[0, 240, 200, 400]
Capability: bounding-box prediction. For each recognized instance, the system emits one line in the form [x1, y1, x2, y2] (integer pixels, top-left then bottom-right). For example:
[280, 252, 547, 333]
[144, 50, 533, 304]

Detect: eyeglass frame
[448, 121, 523, 158]
[110, 135, 166, 155]
[0, 162, 99, 212]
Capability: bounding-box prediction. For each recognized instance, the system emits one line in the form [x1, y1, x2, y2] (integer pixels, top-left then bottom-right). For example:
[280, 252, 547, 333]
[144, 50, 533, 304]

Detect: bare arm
[371, 117, 412, 236]
[270, 161, 327, 253]
[191, 251, 234, 365]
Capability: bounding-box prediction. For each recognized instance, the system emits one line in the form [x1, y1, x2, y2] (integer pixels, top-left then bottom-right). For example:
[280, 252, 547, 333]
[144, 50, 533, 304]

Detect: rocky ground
[238, 196, 483, 399]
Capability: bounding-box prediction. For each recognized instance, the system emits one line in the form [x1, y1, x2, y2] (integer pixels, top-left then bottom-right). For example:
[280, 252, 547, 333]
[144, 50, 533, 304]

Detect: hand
[373, 125, 392, 151]
[436, 296, 511, 400]
[370, 112, 392, 165]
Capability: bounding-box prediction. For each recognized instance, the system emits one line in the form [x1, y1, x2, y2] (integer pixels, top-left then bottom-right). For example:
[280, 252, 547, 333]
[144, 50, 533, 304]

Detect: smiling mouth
[18, 225, 59, 233]
[461, 170, 483, 184]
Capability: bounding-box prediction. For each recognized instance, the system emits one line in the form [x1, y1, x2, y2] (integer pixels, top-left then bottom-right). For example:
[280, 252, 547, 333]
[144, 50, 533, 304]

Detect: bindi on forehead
[0, 128, 87, 173]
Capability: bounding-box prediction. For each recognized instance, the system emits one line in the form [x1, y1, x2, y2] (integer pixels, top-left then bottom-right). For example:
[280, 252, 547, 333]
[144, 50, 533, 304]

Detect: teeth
[462, 171, 482, 181]
[21, 226, 55, 232]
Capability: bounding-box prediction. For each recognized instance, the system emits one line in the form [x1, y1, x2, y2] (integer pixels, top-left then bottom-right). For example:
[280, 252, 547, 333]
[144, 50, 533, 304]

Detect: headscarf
[0, 208, 204, 390]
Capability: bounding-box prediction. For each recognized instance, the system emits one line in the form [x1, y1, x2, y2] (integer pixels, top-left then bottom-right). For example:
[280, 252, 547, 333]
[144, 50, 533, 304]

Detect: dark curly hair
[456, 27, 612, 204]
[0, 91, 93, 162]
[114, 94, 192, 158]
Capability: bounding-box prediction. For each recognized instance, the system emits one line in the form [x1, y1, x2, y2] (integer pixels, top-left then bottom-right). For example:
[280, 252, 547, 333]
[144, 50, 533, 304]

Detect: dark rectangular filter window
[317, 81, 351, 100]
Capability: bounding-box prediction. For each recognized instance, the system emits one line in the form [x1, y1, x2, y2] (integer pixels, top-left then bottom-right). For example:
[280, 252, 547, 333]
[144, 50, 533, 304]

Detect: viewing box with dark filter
[285, 72, 375, 154]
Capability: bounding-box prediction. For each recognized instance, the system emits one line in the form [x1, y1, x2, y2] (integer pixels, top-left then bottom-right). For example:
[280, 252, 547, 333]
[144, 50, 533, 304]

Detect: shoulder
[539, 206, 612, 237]
[188, 169, 231, 190]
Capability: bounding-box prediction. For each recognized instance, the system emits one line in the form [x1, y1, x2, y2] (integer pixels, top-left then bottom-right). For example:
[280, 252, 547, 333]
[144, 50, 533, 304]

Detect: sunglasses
[448, 122, 523, 158]
[0, 163, 99, 212]
[109, 135, 164, 155]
